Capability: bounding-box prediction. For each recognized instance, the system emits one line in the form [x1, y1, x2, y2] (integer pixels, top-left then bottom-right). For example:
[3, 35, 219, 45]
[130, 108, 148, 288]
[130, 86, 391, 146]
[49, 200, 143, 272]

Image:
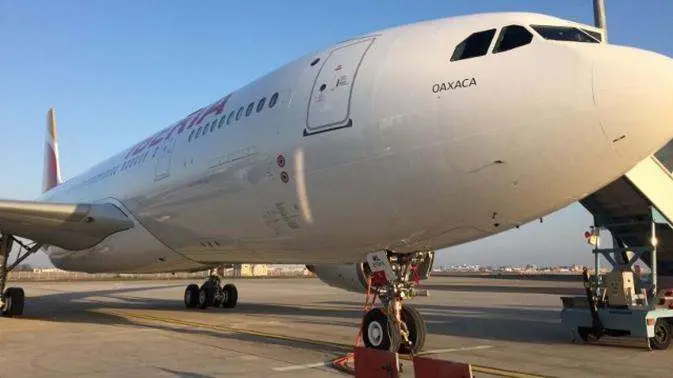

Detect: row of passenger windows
[451, 24, 599, 62]
[188, 92, 279, 142]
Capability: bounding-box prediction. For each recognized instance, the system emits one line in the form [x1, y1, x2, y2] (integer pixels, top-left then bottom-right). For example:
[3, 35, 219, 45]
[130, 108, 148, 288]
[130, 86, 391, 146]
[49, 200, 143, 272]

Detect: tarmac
[0, 275, 669, 377]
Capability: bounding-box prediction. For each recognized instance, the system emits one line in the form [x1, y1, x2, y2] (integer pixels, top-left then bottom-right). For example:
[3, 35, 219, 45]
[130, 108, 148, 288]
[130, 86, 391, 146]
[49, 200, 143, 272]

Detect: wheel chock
[353, 346, 400, 378]
[412, 355, 473, 378]
[330, 352, 355, 375]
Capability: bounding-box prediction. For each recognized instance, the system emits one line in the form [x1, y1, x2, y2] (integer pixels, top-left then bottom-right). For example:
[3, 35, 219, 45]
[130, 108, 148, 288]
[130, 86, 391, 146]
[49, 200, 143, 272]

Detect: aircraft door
[305, 38, 374, 136]
[154, 138, 175, 181]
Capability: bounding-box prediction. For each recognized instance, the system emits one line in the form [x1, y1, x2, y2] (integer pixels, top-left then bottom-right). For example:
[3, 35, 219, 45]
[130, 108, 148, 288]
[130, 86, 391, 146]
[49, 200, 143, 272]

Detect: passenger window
[246, 102, 254, 117]
[531, 25, 599, 43]
[188, 129, 195, 142]
[269, 92, 279, 108]
[218, 115, 226, 129]
[236, 106, 244, 120]
[451, 29, 496, 61]
[493, 25, 533, 53]
[227, 110, 235, 125]
[256, 97, 266, 113]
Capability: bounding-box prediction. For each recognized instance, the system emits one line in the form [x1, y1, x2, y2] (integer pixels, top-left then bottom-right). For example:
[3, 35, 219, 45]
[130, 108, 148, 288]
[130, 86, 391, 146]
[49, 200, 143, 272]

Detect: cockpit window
[451, 29, 496, 61]
[582, 29, 603, 42]
[531, 25, 599, 43]
[493, 25, 533, 53]
[655, 139, 673, 174]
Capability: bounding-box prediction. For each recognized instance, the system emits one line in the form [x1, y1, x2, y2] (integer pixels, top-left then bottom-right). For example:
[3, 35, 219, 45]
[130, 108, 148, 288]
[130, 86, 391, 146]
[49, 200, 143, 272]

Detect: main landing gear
[184, 272, 238, 310]
[360, 250, 433, 355]
[0, 233, 42, 317]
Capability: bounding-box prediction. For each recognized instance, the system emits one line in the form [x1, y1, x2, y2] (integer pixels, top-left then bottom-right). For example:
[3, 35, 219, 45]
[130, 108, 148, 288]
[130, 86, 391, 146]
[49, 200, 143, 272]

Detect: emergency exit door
[305, 38, 374, 135]
[154, 138, 175, 181]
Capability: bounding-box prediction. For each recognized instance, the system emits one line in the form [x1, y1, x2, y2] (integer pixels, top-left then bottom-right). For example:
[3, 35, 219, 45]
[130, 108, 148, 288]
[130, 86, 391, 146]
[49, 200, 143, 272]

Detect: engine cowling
[306, 262, 371, 293]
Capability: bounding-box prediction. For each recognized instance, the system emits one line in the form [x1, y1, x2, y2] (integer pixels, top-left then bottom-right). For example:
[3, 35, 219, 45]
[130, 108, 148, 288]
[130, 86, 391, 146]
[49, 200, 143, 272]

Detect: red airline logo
[125, 94, 232, 159]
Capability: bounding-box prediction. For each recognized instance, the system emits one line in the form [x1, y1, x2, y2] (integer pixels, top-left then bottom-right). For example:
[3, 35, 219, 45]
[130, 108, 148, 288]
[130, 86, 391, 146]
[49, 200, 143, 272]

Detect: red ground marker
[412, 355, 473, 378]
[353, 346, 400, 378]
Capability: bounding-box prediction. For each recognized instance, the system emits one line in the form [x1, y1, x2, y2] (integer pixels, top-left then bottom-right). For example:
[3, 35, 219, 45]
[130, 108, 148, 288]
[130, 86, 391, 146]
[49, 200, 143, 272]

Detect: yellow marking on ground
[102, 309, 551, 378]
[103, 310, 350, 351]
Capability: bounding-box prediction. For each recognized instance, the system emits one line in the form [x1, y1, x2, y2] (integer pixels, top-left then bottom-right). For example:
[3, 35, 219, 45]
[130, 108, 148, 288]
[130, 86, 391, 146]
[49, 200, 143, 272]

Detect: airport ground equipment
[561, 207, 673, 350]
[0, 234, 42, 316]
[581, 151, 673, 289]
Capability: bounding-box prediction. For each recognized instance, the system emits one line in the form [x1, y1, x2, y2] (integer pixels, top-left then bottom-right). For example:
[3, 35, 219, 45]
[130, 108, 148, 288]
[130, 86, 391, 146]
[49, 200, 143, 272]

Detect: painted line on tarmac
[272, 361, 330, 372]
[103, 310, 551, 378]
[468, 365, 552, 378]
[103, 310, 350, 351]
[273, 346, 494, 373]
[419, 344, 494, 355]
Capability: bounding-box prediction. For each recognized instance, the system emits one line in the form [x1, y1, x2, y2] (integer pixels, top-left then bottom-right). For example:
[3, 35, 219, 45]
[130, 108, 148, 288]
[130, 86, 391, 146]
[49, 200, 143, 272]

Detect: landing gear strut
[360, 250, 433, 355]
[0, 233, 42, 317]
[184, 269, 238, 310]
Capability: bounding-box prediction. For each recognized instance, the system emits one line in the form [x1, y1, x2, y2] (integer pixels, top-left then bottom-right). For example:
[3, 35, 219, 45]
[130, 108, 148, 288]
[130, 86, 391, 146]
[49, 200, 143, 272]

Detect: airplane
[1, 12, 673, 355]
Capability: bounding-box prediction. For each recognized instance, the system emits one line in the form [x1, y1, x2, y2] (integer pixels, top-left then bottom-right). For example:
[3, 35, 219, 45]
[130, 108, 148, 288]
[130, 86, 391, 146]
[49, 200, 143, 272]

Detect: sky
[1, 1, 672, 268]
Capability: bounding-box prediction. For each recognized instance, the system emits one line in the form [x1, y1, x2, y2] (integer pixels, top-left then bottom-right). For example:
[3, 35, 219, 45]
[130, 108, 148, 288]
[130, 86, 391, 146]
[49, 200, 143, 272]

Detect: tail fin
[43, 108, 62, 193]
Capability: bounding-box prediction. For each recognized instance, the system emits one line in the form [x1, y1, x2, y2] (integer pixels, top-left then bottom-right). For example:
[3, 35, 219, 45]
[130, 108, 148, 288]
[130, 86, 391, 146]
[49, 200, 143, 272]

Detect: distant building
[239, 264, 268, 277]
[32, 268, 67, 273]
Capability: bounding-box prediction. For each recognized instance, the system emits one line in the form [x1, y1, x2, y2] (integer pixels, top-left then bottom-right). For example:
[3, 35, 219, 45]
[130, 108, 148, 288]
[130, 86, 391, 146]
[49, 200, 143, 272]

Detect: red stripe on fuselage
[44, 142, 58, 191]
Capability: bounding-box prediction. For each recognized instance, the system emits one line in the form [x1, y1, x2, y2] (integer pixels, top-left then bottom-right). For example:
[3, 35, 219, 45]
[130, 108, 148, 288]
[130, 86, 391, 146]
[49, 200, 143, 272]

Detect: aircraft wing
[0, 200, 134, 250]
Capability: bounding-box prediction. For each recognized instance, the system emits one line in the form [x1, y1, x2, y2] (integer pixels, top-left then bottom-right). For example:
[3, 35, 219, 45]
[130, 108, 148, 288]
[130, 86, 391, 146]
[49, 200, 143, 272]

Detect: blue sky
[1, 1, 672, 267]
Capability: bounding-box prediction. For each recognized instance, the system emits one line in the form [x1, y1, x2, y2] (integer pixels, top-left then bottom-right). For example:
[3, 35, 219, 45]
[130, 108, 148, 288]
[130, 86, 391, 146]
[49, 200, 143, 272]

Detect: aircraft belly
[45, 223, 204, 274]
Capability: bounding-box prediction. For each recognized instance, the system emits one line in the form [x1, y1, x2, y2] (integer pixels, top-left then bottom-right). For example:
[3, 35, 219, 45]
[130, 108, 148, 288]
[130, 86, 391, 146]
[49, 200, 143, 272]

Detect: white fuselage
[41, 13, 673, 273]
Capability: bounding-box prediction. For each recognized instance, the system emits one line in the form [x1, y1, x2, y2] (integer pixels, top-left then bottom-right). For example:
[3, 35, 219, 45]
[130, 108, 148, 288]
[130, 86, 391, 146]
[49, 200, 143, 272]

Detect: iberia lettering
[432, 77, 477, 93]
[124, 94, 232, 158]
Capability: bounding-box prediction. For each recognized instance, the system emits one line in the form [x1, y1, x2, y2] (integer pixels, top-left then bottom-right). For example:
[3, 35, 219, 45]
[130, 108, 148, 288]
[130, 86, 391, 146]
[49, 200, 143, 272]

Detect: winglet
[43, 108, 62, 193]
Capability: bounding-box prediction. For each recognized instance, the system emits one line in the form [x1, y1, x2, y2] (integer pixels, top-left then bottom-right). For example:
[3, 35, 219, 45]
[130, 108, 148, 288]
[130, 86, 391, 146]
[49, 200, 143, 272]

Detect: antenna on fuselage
[593, 0, 608, 42]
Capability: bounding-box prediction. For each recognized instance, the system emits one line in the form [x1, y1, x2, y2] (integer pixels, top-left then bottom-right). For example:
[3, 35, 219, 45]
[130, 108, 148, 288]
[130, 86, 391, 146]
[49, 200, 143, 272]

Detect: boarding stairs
[581, 142, 673, 278]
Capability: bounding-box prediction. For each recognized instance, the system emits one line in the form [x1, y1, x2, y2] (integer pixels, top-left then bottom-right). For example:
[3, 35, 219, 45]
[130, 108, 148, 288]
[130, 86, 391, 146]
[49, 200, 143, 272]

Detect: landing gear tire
[2, 287, 24, 317]
[361, 308, 401, 352]
[184, 284, 199, 308]
[398, 304, 426, 354]
[197, 283, 216, 309]
[221, 284, 238, 308]
[0, 234, 41, 317]
[650, 319, 672, 350]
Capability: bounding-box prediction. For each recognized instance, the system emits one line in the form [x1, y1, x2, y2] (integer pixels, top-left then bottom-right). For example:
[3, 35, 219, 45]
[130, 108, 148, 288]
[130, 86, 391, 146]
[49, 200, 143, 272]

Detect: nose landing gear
[360, 250, 433, 355]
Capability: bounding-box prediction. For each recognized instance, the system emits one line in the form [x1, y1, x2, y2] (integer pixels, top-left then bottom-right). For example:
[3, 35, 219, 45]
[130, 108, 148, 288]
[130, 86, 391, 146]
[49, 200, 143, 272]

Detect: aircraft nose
[593, 46, 673, 160]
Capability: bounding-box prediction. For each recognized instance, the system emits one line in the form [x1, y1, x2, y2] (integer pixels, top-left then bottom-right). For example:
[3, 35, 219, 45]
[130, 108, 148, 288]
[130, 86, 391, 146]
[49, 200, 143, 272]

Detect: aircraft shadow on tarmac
[22, 282, 571, 348]
[23, 284, 355, 356]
